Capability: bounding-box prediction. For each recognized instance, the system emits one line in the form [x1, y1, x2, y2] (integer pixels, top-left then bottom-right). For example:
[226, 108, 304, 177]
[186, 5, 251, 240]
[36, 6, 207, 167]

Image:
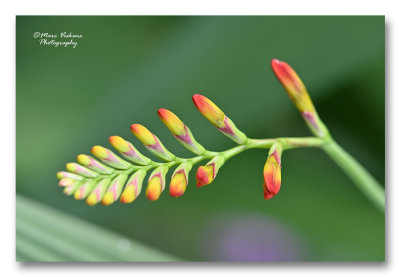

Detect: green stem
[321, 140, 385, 213]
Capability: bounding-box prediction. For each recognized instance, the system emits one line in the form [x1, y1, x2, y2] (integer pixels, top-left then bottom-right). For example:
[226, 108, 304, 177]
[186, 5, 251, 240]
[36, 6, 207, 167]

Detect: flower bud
[63, 181, 82, 196]
[101, 174, 128, 206]
[56, 171, 84, 181]
[263, 143, 282, 199]
[271, 59, 327, 137]
[77, 154, 113, 174]
[120, 169, 146, 204]
[131, 124, 176, 161]
[192, 94, 247, 144]
[74, 179, 97, 200]
[158, 109, 206, 155]
[58, 178, 76, 187]
[146, 166, 168, 201]
[196, 155, 225, 187]
[86, 177, 112, 206]
[169, 161, 192, 198]
[66, 162, 98, 178]
[109, 136, 151, 165]
[91, 145, 131, 170]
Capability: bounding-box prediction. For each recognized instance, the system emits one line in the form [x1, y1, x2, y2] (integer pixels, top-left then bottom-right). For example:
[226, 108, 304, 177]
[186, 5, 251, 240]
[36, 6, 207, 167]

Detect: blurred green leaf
[16, 195, 181, 261]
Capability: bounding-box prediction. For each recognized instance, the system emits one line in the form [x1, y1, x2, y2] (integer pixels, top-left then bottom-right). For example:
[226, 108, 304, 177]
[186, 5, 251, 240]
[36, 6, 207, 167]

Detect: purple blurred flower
[200, 212, 309, 261]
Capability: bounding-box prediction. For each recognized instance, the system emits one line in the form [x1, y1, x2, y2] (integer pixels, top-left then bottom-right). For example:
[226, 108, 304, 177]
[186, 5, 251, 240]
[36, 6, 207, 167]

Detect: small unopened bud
[63, 181, 82, 196]
[169, 161, 192, 198]
[196, 155, 225, 187]
[66, 162, 98, 178]
[101, 174, 128, 206]
[192, 94, 247, 144]
[263, 143, 282, 199]
[91, 145, 131, 170]
[271, 59, 328, 137]
[146, 166, 168, 201]
[131, 124, 176, 161]
[109, 136, 151, 165]
[74, 179, 97, 200]
[58, 178, 76, 187]
[86, 177, 112, 206]
[120, 169, 146, 204]
[77, 154, 113, 174]
[158, 109, 206, 155]
[57, 171, 84, 181]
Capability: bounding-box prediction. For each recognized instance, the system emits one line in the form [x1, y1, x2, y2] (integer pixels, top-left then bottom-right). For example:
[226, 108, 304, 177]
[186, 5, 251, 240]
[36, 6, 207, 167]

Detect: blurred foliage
[16, 195, 179, 261]
[16, 16, 384, 261]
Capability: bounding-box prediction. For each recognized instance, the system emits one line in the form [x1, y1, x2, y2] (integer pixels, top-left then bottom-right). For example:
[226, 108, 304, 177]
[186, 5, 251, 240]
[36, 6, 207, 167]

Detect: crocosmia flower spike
[196, 155, 225, 187]
[192, 94, 247, 144]
[86, 177, 112, 206]
[91, 145, 131, 170]
[263, 143, 283, 199]
[169, 161, 192, 198]
[131, 124, 176, 161]
[158, 108, 206, 155]
[146, 166, 168, 201]
[120, 169, 146, 204]
[77, 154, 114, 174]
[271, 59, 328, 137]
[109, 136, 151, 165]
[101, 174, 129, 206]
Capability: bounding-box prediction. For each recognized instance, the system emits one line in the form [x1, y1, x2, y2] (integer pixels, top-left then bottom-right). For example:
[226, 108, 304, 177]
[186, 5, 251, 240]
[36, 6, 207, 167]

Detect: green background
[16, 16, 385, 261]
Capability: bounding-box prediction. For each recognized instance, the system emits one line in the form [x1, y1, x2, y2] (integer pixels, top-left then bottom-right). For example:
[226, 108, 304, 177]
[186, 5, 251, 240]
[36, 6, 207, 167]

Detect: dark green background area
[16, 16, 385, 261]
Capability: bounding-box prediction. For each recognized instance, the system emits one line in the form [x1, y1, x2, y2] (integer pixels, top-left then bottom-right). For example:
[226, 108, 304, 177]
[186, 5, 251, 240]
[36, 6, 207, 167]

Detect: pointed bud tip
[158, 108, 185, 136]
[56, 171, 63, 179]
[109, 136, 130, 153]
[120, 186, 136, 204]
[101, 192, 115, 206]
[157, 108, 168, 117]
[91, 145, 108, 159]
[192, 94, 225, 128]
[130, 124, 156, 145]
[270, 58, 306, 97]
[77, 154, 91, 165]
[86, 194, 98, 206]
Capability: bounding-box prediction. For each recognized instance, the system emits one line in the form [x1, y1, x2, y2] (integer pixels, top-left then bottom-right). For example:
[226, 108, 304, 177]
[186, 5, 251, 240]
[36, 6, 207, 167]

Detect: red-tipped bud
[196, 155, 225, 187]
[158, 108, 206, 155]
[131, 124, 176, 161]
[146, 166, 168, 201]
[263, 143, 283, 200]
[192, 94, 247, 144]
[169, 161, 192, 198]
[271, 59, 328, 137]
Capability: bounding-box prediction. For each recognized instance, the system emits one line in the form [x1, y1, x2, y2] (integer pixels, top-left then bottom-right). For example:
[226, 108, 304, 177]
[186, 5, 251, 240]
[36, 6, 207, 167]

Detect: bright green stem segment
[322, 140, 385, 213]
